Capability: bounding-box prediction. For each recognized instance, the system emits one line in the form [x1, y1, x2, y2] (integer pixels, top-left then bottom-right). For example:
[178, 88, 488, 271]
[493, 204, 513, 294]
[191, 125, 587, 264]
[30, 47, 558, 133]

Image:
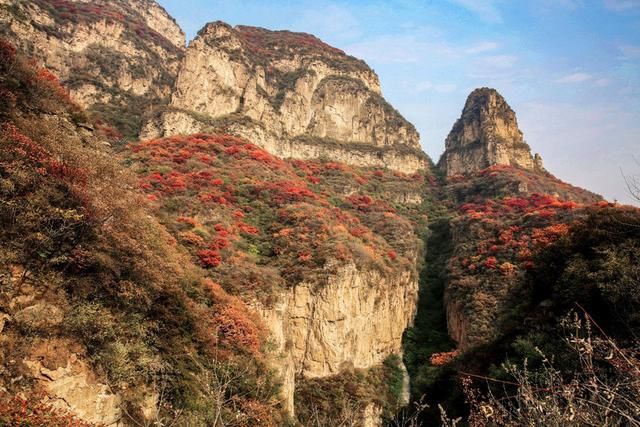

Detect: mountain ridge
[1, 2, 634, 427]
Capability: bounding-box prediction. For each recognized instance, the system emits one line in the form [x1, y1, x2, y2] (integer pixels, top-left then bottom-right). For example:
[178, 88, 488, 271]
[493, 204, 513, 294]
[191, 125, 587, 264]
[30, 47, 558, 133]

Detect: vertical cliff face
[256, 263, 418, 415]
[0, 0, 185, 138]
[438, 88, 544, 176]
[2, 7, 427, 425]
[142, 22, 428, 173]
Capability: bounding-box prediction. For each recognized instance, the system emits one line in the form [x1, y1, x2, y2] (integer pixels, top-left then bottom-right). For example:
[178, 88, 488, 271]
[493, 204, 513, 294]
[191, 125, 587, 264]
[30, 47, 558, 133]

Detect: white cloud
[416, 81, 458, 93]
[293, 4, 362, 42]
[465, 41, 500, 54]
[603, 0, 640, 10]
[619, 44, 640, 59]
[478, 54, 517, 68]
[345, 30, 458, 64]
[595, 78, 611, 86]
[554, 72, 593, 83]
[447, 0, 503, 23]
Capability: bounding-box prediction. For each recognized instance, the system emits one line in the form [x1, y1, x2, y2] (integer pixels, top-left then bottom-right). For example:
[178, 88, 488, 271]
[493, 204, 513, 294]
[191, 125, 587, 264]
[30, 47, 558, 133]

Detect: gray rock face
[143, 22, 428, 173]
[438, 88, 544, 176]
[0, 0, 185, 138]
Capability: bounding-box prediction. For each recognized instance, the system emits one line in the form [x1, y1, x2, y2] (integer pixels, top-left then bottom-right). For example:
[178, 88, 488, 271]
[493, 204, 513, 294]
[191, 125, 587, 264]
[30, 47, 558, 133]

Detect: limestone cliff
[0, 0, 185, 138]
[438, 88, 544, 176]
[142, 22, 428, 173]
[255, 262, 418, 415]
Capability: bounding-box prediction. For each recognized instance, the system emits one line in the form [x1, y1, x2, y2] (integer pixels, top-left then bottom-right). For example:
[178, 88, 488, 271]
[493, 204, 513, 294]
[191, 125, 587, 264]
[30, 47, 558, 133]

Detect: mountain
[439, 88, 544, 176]
[0, 21, 429, 425]
[0, 0, 185, 139]
[1, 1, 638, 427]
[141, 21, 428, 173]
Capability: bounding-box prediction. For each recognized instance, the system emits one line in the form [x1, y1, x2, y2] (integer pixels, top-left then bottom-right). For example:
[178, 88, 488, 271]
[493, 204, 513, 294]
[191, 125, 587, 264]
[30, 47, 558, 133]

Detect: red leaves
[235, 25, 346, 59]
[483, 256, 498, 269]
[346, 194, 374, 211]
[0, 393, 93, 426]
[297, 252, 312, 262]
[531, 223, 570, 247]
[1, 124, 88, 186]
[349, 226, 368, 238]
[236, 222, 259, 235]
[254, 180, 317, 204]
[198, 249, 222, 268]
[33, 0, 176, 51]
[212, 304, 261, 355]
[430, 350, 460, 367]
[387, 250, 398, 261]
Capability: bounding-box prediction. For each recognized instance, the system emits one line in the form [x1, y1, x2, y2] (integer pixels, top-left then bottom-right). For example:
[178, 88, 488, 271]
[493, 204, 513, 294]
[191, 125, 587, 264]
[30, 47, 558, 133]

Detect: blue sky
[158, 0, 640, 205]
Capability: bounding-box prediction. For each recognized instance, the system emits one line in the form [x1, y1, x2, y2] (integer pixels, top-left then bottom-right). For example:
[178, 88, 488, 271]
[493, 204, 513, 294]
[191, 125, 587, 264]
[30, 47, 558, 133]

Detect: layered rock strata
[142, 22, 428, 173]
[0, 0, 185, 137]
[438, 88, 544, 176]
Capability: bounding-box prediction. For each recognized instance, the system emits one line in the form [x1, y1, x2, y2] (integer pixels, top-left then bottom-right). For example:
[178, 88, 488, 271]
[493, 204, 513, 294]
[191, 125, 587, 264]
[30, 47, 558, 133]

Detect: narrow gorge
[1, 1, 638, 426]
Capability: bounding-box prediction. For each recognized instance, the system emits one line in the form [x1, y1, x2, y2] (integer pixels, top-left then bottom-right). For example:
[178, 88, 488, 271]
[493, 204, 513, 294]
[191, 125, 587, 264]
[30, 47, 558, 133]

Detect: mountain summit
[438, 88, 543, 176]
[142, 21, 428, 173]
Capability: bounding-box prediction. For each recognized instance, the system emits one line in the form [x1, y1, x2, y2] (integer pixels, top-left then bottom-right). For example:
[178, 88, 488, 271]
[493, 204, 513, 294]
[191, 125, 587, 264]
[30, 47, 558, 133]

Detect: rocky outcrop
[254, 262, 418, 416]
[143, 22, 428, 173]
[24, 354, 122, 426]
[0, 0, 185, 137]
[438, 88, 544, 176]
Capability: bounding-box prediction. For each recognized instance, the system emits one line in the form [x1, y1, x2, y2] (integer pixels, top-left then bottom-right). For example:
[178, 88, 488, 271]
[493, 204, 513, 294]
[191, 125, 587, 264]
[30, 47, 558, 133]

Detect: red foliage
[33, 0, 177, 51]
[198, 249, 222, 268]
[1, 123, 88, 187]
[236, 222, 259, 235]
[235, 25, 346, 58]
[212, 304, 261, 355]
[0, 393, 92, 426]
[430, 350, 460, 367]
[483, 256, 498, 269]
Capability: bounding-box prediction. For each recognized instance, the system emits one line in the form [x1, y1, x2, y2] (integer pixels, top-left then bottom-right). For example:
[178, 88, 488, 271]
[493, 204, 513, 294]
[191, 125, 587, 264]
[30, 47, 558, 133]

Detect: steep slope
[0, 0, 185, 139]
[404, 89, 623, 423]
[142, 22, 428, 173]
[0, 40, 284, 426]
[128, 133, 432, 421]
[438, 88, 544, 176]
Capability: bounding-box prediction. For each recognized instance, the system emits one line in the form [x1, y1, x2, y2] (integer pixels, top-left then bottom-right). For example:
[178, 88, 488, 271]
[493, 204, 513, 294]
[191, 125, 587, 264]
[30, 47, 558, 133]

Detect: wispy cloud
[478, 54, 517, 68]
[603, 0, 640, 11]
[447, 0, 503, 23]
[532, 0, 585, 10]
[346, 33, 456, 63]
[555, 72, 593, 83]
[619, 44, 640, 59]
[416, 81, 458, 93]
[465, 41, 500, 54]
[293, 4, 362, 42]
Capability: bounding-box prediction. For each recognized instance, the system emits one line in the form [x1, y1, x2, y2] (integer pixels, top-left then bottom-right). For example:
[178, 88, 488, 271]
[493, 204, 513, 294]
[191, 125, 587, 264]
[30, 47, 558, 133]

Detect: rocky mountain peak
[438, 87, 544, 176]
[0, 0, 185, 138]
[142, 20, 428, 173]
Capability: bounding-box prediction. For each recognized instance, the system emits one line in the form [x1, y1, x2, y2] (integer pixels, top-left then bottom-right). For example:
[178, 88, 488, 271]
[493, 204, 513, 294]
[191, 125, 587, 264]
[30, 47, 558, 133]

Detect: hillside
[141, 21, 428, 173]
[1, 1, 639, 426]
[403, 89, 640, 425]
[0, 38, 291, 426]
[0, 38, 434, 426]
[0, 0, 185, 140]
